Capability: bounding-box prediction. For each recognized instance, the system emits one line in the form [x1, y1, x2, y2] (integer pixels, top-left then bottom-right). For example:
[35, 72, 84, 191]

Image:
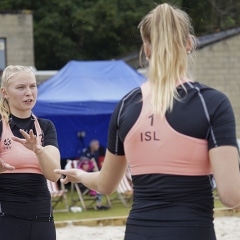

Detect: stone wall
[0, 11, 34, 68]
[195, 34, 240, 138]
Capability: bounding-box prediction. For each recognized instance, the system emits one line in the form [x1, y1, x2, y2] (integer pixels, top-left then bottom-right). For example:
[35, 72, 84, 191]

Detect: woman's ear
[1, 88, 8, 99]
[186, 35, 193, 54]
[144, 41, 151, 60]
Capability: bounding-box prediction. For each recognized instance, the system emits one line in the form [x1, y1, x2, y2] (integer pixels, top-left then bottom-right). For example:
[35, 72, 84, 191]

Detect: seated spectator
[78, 159, 97, 196]
[80, 139, 106, 170]
[79, 141, 109, 210]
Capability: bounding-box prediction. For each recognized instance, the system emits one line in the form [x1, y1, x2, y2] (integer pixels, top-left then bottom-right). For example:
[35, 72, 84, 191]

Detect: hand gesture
[11, 129, 42, 154]
[54, 169, 83, 184]
[0, 158, 15, 173]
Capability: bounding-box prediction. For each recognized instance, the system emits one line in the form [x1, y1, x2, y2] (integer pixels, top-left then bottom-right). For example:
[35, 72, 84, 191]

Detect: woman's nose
[25, 87, 32, 95]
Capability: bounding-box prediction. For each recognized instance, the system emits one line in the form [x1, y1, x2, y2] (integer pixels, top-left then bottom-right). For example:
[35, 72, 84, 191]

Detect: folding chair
[47, 179, 69, 212]
[67, 159, 111, 211]
[71, 182, 111, 211]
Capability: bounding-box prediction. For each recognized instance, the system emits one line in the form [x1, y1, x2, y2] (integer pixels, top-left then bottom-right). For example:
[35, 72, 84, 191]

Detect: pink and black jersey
[124, 82, 212, 176]
[107, 81, 237, 236]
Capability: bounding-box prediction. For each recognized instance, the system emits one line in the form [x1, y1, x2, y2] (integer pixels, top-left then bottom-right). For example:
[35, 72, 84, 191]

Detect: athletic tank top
[0, 115, 43, 174]
[124, 82, 212, 176]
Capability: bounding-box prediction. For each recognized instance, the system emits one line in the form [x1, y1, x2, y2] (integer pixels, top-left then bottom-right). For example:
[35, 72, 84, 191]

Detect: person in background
[0, 65, 61, 240]
[80, 139, 105, 170]
[55, 3, 240, 240]
[79, 139, 109, 210]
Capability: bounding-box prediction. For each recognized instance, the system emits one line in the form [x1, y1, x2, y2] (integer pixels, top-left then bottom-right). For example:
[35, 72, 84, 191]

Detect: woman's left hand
[11, 129, 42, 154]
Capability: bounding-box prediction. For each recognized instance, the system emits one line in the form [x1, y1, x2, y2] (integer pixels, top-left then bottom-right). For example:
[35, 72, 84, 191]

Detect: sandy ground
[56, 216, 240, 240]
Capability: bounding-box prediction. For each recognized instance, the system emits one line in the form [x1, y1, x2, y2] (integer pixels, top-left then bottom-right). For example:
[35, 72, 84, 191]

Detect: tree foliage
[0, 0, 239, 69]
[182, 0, 240, 34]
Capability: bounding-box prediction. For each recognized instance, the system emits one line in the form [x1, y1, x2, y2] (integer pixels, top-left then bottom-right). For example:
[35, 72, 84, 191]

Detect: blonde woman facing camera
[0, 65, 60, 240]
[55, 3, 240, 240]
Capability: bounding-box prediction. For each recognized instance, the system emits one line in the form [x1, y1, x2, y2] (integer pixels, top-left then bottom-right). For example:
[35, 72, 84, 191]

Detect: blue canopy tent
[33, 60, 145, 161]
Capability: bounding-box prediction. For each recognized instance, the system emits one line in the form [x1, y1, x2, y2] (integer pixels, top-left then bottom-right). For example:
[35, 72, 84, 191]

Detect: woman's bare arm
[210, 145, 240, 208]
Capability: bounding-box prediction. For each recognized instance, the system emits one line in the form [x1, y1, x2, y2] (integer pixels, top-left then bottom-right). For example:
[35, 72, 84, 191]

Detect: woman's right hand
[0, 158, 15, 173]
[54, 168, 84, 184]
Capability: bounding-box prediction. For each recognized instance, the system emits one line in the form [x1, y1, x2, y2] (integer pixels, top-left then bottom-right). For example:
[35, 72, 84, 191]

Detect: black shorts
[0, 215, 56, 240]
[124, 224, 216, 240]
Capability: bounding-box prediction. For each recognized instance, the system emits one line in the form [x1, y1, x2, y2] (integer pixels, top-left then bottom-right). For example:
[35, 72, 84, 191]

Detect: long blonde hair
[138, 3, 197, 115]
[0, 65, 35, 123]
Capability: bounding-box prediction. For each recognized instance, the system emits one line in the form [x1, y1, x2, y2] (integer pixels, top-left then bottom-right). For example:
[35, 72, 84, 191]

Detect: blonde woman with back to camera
[0, 65, 61, 240]
[55, 3, 240, 240]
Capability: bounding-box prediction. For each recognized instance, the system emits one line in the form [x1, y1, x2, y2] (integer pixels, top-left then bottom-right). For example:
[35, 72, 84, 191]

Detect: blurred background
[0, 0, 240, 164]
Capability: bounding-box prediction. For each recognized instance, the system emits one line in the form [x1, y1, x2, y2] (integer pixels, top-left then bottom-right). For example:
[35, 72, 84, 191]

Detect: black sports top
[0, 114, 58, 220]
[107, 81, 237, 228]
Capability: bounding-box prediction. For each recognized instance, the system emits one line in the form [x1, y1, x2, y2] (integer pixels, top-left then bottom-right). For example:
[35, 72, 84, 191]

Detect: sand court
[56, 216, 240, 240]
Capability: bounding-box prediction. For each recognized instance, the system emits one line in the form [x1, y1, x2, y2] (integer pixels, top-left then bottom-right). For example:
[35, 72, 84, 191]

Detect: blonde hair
[138, 3, 197, 115]
[0, 65, 35, 122]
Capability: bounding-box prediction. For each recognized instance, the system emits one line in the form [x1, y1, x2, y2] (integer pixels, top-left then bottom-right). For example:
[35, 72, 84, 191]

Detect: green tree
[1, 0, 239, 69]
[182, 0, 240, 35]
[1, 0, 159, 69]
